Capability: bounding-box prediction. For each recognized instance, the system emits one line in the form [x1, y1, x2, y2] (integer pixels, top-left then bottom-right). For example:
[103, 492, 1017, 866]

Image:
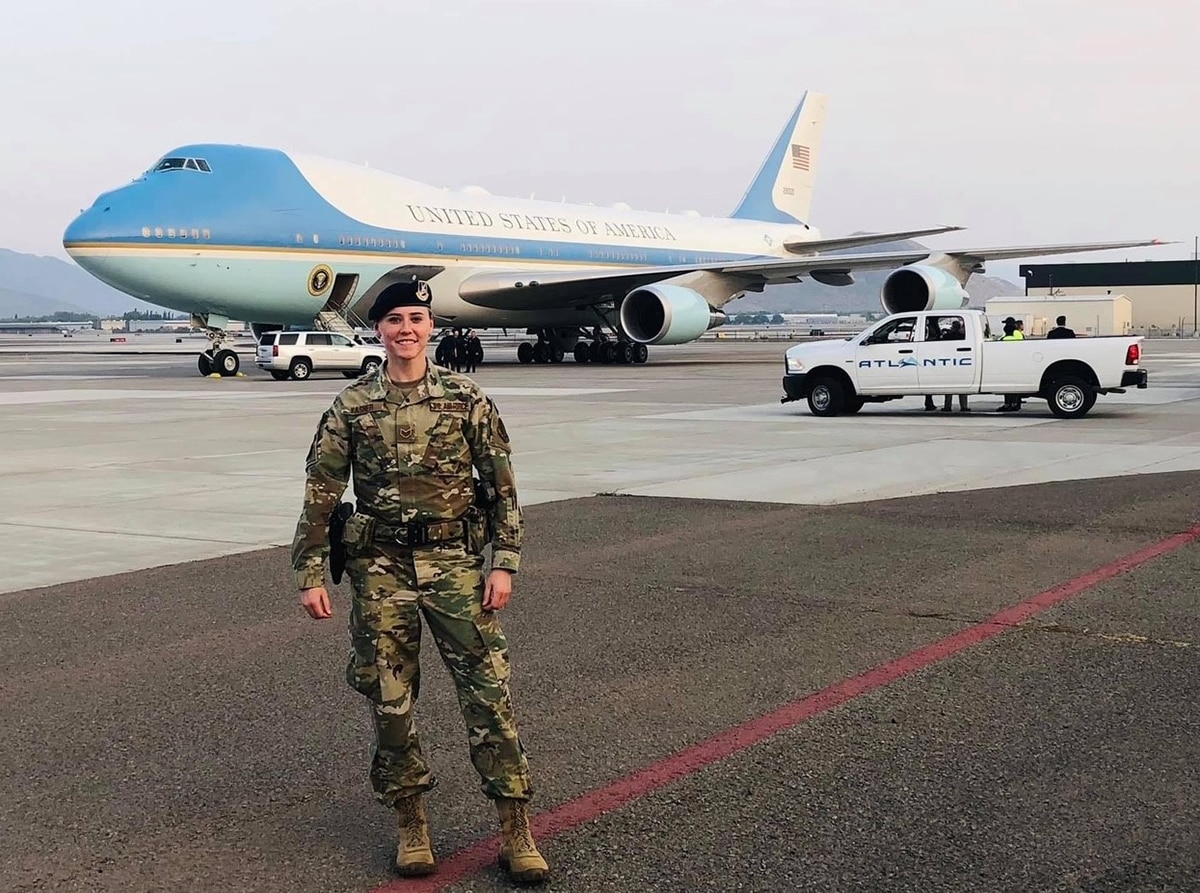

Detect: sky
[3, 0, 1198, 281]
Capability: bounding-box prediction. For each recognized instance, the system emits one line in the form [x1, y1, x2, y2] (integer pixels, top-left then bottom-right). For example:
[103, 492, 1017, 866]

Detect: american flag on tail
[791, 144, 811, 171]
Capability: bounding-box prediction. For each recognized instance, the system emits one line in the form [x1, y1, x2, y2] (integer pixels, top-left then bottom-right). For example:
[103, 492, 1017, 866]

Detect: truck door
[916, 314, 978, 393]
[854, 315, 922, 392]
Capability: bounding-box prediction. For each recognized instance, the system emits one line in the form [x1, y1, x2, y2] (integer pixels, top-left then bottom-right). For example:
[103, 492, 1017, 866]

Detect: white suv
[256, 331, 385, 381]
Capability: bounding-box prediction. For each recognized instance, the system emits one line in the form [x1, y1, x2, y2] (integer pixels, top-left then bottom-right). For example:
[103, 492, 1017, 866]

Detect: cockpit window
[152, 156, 211, 173]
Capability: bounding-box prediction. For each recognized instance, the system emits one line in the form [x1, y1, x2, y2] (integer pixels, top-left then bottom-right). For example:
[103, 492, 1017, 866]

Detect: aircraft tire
[532, 342, 547, 363]
[615, 342, 634, 364]
[602, 342, 618, 364]
[574, 342, 590, 363]
[517, 342, 534, 364]
[633, 343, 649, 364]
[588, 341, 605, 363]
[550, 346, 565, 364]
[197, 352, 213, 376]
[213, 349, 240, 377]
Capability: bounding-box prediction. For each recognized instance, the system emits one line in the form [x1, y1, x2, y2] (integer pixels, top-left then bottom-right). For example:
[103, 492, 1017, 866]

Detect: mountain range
[0, 239, 1021, 320]
[0, 248, 158, 318]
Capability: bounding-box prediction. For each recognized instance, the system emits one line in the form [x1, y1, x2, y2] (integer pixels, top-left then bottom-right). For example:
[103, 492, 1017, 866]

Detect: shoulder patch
[487, 397, 510, 443]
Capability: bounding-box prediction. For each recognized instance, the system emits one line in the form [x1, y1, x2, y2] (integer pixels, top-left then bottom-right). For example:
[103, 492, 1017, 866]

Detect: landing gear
[517, 325, 649, 367]
[193, 313, 241, 377]
[517, 331, 567, 364]
[571, 338, 647, 365]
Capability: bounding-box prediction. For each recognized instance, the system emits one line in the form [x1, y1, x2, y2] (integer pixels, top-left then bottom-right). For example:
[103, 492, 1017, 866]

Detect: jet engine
[880, 264, 969, 315]
[619, 284, 727, 345]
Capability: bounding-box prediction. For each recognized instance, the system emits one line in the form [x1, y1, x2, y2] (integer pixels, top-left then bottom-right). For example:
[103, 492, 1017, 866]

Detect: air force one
[63, 91, 1164, 376]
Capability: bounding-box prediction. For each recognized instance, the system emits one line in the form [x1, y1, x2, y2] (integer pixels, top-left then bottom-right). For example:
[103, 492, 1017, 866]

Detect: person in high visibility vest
[997, 317, 1024, 411]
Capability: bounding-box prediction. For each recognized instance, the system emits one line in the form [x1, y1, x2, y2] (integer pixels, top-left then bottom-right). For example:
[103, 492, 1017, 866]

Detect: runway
[3, 337, 1199, 891]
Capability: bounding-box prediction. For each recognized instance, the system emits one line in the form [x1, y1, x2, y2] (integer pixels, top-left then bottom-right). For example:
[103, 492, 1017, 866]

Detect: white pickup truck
[781, 309, 1147, 419]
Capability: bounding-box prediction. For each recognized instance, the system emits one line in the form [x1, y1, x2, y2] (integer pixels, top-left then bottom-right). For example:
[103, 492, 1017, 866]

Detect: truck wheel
[844, 397, 866, 414]
[807, 377, 845, 417]
[1047, 376, 1096, 419]
[289, 358, 312, 381]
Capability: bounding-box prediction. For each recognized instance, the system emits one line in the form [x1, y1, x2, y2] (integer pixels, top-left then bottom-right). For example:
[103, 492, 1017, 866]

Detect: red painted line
[373, 523, 1200, 893]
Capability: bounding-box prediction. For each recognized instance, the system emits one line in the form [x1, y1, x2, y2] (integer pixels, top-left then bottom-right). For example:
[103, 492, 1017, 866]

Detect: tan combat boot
[394, 794, 436, 877]
[496, 797, 549, 885]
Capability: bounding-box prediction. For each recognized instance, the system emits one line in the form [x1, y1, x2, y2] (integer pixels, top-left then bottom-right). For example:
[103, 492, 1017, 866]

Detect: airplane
[63, 91, 1166, 377]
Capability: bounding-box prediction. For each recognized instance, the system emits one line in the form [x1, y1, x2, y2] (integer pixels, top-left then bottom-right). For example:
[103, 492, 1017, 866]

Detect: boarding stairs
[315, 309, 364, 338]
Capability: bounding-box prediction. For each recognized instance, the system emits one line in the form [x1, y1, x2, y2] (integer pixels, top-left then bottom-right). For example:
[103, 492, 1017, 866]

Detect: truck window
[928, 315, 966, 341]
[864, 316, 917, 345]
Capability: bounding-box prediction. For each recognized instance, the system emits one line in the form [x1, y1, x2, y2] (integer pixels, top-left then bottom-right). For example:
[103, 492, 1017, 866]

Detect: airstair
[315, 309, 362, 337]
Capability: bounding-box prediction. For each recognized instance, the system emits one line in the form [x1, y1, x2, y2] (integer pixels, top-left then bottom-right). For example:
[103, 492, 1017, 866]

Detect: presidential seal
[307, 264, 333, 297]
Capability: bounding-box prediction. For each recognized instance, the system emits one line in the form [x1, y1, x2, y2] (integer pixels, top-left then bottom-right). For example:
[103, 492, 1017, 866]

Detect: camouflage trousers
[345, 541, 533, 806]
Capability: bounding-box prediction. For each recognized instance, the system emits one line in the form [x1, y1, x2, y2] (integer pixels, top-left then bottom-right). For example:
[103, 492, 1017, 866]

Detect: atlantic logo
[859, 357, 973, 369]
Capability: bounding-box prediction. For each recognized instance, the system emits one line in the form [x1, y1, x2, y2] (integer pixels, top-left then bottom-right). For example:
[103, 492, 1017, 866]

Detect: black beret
[368, 280, 433, 322]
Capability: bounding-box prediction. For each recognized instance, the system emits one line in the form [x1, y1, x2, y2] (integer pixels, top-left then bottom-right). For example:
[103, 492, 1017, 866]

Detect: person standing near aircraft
[291, 279, 548, 883]
[465, 329, 483, 373]
[1047, 315, 1076, 339]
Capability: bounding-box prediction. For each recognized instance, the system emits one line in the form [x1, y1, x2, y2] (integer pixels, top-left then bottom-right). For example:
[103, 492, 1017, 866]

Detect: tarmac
[2, 334, 1199, 892]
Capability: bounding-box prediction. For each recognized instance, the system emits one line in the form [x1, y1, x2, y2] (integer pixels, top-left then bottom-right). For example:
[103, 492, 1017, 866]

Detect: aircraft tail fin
[730, 91, 827, 225]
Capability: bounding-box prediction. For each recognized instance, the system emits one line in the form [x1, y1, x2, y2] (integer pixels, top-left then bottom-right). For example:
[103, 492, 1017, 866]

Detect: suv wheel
[362, 357, 382, 376]
[289, 358, 312, 381]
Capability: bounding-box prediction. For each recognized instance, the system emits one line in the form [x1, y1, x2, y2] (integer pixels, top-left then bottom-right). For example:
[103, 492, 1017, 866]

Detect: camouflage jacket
[291, 362, 523, 589]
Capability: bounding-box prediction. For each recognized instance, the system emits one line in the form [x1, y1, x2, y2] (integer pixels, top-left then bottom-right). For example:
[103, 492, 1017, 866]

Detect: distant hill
[0, 248, 159, 318]
[730, 236, 1023, 314]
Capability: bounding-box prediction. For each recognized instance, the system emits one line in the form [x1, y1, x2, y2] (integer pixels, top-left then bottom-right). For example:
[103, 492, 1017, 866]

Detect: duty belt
[372, 518, 466, 547]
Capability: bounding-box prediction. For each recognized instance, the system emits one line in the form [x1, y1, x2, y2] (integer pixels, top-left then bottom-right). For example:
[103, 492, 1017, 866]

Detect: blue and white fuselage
[63, 144, 804, 329]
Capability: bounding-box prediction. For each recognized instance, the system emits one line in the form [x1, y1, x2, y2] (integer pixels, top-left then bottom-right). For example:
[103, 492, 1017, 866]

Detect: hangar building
[985, 294, 1131, 337]
[1020, 260, 1199, 335]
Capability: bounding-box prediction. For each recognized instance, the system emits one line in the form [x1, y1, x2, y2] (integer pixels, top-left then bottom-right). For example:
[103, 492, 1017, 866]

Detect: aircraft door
[854, 315, 921, 392]
[916, 315, 977, 393]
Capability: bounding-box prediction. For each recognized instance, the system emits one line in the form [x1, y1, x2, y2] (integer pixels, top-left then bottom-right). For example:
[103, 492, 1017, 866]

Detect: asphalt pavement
[3, 471, 1198, 892]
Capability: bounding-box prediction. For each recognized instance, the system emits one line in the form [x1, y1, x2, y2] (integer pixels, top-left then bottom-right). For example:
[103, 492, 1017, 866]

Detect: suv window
[329, 334, 354, 347]
[305, 333, 332, 346]
[277, 333, 299, 345]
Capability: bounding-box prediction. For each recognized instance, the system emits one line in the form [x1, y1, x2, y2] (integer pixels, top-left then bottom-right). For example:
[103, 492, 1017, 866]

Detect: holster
[328, 502, 355, 584]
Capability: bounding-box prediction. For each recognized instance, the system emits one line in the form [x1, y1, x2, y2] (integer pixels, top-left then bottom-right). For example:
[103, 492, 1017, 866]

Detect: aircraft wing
[456, 238, 1168, 311]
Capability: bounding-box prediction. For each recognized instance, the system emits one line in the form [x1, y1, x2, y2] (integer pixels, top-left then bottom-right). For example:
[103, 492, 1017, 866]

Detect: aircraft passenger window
[196, 159, 211, 172]
[191, 228, 199, 239]
[154, 227, 163, 238]
[305, 334, 332, 346]
[141, 227, 151, 238]
[202, 229, 211, 239]
[167, 228, 176, 238]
